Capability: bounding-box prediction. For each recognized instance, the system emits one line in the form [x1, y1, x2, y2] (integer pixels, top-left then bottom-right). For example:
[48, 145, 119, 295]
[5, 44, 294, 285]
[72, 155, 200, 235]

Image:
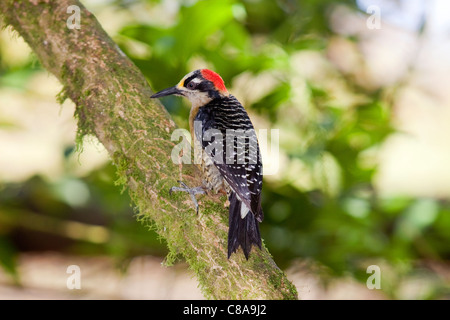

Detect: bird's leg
[169, 180, 206, 213]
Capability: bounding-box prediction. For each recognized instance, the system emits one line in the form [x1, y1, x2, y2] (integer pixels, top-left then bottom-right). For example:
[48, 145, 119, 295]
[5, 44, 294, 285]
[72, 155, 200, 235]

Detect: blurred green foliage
[0, 0, 448, 299]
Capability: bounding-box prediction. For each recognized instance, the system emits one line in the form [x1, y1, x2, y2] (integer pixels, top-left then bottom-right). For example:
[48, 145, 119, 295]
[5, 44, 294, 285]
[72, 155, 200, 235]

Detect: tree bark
[0, 0, 298, 299]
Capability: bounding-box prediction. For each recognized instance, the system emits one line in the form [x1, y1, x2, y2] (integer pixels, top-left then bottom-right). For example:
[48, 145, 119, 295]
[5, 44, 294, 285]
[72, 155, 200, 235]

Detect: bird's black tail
[227, 192, 262, 260]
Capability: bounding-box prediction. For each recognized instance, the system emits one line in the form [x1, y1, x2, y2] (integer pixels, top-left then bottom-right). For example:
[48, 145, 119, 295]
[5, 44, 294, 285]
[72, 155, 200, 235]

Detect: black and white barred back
[194, 94, 263, 259]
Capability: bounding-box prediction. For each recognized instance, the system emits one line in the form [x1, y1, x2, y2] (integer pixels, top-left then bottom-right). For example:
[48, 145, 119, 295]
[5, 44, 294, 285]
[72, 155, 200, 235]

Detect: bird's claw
[169, 180, 206, 213]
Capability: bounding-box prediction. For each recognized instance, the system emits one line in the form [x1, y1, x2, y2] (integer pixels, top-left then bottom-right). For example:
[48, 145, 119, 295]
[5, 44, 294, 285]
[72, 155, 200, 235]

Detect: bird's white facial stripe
[176, 71, 216, 108]
[185, 90, 212, 108]
[177, 71, 196, 88]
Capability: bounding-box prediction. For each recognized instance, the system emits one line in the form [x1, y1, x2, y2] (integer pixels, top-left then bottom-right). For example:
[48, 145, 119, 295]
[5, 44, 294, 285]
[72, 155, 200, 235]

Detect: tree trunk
[0, 0, 298, 300]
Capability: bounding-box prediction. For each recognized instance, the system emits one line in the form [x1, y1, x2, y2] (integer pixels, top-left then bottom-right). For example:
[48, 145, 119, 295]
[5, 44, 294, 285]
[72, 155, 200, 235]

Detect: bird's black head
[151, 69, 228, 106]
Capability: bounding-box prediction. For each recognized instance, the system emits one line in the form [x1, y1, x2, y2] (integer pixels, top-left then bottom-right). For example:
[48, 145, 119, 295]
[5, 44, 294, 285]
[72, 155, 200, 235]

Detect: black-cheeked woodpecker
[151, 69, 263, 260]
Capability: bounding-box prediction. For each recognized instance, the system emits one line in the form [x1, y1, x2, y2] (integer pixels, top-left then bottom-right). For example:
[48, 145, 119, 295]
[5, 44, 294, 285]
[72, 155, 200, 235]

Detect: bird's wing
[194, 96, 263, 221]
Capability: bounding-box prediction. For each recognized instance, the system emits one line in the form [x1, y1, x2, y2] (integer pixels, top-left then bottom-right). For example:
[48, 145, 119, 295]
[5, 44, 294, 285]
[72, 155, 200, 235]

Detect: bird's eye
[187, 81, 197, 89]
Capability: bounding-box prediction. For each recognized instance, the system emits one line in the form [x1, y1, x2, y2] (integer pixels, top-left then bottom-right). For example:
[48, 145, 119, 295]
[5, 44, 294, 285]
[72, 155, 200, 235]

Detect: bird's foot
[169, 180, 206, 213]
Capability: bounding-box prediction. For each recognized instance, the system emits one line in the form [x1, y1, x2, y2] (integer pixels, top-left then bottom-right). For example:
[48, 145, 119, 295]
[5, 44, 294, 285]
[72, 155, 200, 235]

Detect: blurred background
[0, 0, 449, 299]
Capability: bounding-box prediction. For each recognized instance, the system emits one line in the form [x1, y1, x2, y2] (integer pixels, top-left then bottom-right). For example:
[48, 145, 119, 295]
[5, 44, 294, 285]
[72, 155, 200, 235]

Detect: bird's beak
[151, 86, 183, 98]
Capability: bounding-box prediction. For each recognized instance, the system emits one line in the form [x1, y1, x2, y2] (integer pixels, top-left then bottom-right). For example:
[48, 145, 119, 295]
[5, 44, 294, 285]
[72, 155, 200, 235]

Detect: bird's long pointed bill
[151, 86, 181, 98]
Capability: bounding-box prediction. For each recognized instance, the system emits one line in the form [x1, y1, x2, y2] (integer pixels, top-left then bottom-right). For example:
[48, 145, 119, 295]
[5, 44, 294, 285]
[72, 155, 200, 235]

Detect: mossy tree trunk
[0, 0, 298, 300]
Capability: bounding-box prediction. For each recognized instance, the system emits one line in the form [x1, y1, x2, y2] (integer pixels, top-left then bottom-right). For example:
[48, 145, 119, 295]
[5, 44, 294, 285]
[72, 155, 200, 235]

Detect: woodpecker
[151, 69, 263, 260]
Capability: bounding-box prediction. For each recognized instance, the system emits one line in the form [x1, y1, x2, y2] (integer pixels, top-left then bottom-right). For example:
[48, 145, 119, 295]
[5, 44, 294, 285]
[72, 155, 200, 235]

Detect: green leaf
[396, 199, 439, 240]
[0, 236, 19, 283]
[173, 0, 235, 60]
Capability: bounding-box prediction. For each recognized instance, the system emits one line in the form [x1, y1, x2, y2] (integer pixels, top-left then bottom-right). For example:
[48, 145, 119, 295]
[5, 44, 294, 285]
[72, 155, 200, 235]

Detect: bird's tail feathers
[227, 192, 262, 260]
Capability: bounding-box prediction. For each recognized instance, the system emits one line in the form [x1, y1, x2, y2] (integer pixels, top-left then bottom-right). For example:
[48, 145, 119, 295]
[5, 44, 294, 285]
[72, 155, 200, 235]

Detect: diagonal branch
[0, 0, 297, 299]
